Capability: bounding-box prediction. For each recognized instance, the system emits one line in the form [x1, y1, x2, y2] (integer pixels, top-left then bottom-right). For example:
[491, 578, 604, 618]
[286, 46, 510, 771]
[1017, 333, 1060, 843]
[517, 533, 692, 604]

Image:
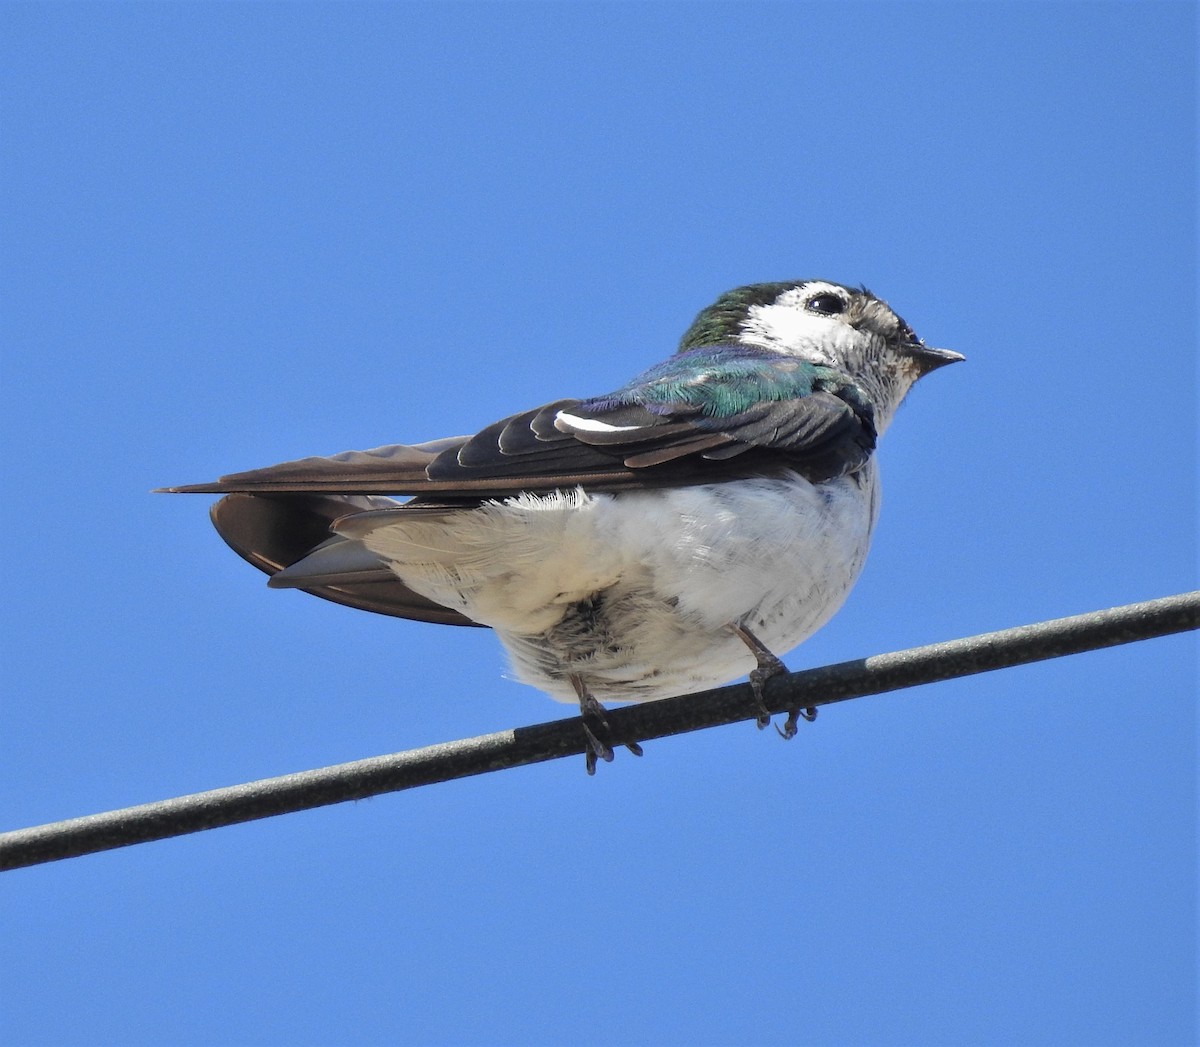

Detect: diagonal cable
[2, 591, 1196, 872]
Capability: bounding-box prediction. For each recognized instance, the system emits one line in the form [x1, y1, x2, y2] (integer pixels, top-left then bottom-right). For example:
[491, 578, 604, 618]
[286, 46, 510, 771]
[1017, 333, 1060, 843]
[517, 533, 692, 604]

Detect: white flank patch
[555, 410, 641, 433]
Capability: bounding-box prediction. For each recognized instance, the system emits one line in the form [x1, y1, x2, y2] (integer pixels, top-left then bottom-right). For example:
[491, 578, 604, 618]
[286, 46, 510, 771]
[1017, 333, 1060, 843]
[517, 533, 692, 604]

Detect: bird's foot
[777, 705, 818, 741]
[570, 675, 643, 775]
[749, 662, 785, 729]
[730, 624, 787, 729]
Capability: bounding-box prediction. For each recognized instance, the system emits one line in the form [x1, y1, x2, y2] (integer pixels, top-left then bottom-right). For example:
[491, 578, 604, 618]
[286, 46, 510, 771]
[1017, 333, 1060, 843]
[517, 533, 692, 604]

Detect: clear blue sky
[2, 4, 1195, 1045]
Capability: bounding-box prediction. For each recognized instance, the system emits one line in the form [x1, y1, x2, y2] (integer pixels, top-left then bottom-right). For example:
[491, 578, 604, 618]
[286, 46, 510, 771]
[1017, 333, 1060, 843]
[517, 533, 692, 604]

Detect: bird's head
[678, 280, 963, 433]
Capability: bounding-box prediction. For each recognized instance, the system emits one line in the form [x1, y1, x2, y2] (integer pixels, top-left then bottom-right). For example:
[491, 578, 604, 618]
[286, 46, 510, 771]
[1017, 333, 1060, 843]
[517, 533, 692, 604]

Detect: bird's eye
[807, 293, 846, 316]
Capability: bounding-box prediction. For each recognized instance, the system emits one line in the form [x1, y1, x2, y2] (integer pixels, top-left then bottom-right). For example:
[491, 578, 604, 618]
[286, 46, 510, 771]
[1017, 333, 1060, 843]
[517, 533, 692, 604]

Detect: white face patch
[740, 282, 853, 365]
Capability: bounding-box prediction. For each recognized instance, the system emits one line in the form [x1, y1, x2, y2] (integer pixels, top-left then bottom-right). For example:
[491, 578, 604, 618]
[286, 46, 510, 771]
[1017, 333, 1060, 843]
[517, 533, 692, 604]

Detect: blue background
[3, 4, 1195, 1045]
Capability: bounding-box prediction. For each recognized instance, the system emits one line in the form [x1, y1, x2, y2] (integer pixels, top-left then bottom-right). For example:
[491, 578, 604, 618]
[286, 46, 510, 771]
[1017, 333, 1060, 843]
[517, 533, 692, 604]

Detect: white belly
[357, 466, 879, 703]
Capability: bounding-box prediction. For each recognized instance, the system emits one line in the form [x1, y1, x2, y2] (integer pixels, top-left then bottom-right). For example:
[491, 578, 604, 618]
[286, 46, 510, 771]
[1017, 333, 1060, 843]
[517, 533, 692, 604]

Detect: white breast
[357, 466, 879, 703]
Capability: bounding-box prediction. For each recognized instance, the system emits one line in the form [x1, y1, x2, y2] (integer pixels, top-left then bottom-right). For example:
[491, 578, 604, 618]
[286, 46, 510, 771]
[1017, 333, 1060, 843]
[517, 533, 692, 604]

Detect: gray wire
[3, 591, 1196, 871]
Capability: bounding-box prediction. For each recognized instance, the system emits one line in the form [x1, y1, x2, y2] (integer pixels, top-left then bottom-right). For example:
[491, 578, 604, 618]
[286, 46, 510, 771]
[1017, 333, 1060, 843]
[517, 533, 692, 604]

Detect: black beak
[909, 344, 965, 375]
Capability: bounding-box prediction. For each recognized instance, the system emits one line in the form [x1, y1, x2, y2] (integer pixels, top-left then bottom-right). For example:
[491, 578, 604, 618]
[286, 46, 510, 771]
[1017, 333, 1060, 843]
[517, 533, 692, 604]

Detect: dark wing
[430, 345, 876, 485]
[160, 416, 648, 497]
[162, 345, 875, 623]
[551, 386, 873, 479]
[161, 348, 875, 497]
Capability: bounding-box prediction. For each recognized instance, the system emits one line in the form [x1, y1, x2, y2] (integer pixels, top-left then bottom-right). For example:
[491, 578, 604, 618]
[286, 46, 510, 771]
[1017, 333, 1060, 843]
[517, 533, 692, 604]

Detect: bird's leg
[729, 623, 816, 737]
[729, 623, 785, 729]
[569, 673, 643, 775]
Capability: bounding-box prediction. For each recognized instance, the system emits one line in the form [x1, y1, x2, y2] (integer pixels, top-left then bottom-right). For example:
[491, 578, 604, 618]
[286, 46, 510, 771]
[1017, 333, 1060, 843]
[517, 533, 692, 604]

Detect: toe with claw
[777, 705, 818, 741]
[570, 674, 644, 775]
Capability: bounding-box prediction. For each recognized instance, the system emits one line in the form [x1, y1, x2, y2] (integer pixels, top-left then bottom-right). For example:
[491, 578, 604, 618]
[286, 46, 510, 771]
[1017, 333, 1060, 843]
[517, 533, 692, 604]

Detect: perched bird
[162, 280, 962, 772]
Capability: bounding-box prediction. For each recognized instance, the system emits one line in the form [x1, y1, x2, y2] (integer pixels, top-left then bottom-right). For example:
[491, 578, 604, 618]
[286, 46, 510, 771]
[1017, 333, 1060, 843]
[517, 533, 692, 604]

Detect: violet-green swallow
[162, 280, 962, 772]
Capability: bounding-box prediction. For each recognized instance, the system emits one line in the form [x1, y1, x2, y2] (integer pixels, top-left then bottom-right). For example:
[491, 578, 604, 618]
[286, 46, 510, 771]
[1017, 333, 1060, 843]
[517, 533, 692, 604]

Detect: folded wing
[163, 345, 876, 623]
